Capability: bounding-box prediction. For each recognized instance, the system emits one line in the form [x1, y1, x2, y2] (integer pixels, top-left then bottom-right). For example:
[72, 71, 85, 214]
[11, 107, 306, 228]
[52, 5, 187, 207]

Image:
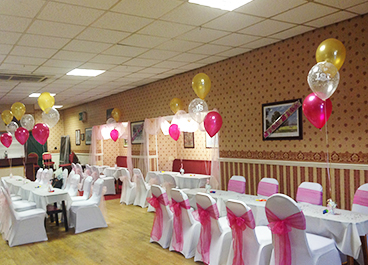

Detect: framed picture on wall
[131, 121, 144, 144]
[262, 99, 303, 141]
[206, 132, 218, 148]
[106, 108, 113, 120]
[85, 127, 92, 145]
[75, 130, 81, 145]
[81, 133, 85, 141]
[123, 139, 128, 148]
[183, 132, 194, 148]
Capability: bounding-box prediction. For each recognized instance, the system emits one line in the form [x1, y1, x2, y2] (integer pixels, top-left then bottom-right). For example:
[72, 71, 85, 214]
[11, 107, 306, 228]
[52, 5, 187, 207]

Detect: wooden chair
[42, 152, 55, 169]
[28, 152, 40, 178]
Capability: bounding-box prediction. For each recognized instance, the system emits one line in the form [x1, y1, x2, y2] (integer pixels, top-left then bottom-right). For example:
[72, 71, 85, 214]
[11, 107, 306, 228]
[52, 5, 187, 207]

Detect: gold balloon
[192, 73, 211, 100]
[316, 38, 346, 70]
[11, 102, 26, 120]
[170, 98, 184, 114]
[38, 92, 55, 113]
[1, 110, 13, 125]
[111, 108, 122, 122]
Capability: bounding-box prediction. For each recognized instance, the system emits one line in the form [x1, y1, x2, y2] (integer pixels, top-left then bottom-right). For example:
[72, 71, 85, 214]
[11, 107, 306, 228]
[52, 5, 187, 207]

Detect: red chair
[42, 152, 55, 169]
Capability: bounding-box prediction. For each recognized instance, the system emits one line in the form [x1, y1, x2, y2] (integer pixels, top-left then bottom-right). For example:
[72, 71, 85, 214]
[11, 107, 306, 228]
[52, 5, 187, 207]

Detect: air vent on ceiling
[0, 73, 48, 82]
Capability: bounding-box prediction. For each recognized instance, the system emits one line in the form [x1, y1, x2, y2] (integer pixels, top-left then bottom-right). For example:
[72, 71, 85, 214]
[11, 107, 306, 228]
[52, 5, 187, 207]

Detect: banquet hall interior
[0, 0, 367, 264]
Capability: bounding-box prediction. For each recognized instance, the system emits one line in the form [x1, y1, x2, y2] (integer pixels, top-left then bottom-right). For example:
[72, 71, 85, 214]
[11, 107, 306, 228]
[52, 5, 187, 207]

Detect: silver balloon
[307, 61, 340, 100]
[188, 98, 208, 123]
[20, 114, 35, 131]
[6, 121, 18, 135]
[42, 107, 60, 128]
[106, 117, 116, 125]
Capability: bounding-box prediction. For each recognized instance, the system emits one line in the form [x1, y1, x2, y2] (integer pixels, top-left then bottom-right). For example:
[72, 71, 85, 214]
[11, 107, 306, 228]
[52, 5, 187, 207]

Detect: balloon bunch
[106, 108, 122, 142]
[304, 38, 346, 129]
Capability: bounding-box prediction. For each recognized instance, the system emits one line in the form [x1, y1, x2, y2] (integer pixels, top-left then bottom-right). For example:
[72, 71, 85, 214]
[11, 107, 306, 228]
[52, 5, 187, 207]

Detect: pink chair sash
[258, 181, 278, 197]
[226, 207, 255, 265]
[353, 190, 368, 207]
[296, 187, 323, 205]
[196, 203, 220, 264]
[228, 180, 246, 194]
[266, 208, 306, 265]
[171, 198, 191, 252]
[148, 193, 169, 241]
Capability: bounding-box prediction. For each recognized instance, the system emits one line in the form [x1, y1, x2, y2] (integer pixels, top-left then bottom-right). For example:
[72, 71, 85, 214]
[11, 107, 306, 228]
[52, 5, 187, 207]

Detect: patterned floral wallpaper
[52, 15, 367, 166]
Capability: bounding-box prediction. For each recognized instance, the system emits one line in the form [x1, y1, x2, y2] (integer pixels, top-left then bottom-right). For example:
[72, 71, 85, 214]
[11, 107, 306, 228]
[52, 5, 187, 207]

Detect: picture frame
[131, 121, 144, 144]
[81, 133, 85, 141]
[206, 132, 219, 148]
[85, 127, 92, 145]
[123, 139, 128, 148]
[106, 108, 113, 120]
[262, 99, 303, 141]
[183, 132, 194, 148]
[75, 130, 81, 146]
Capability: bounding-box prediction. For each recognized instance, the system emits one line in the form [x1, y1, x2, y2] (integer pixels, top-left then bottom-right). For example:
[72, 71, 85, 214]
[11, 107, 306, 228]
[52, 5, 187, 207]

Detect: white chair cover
[225, 199, 272, 265]
[133, 168, 150, 208]
[257, 178, 279, 197]
[35, 168, 43, 183]
[148, 185, 173, 248]
[228, 175, 246, 194]
[352, 183, 368, 214]
[194, 192, 232, 265]
[162, 173, 178, 201]
[1, 187, 47, 247]
[296, 182, 323, 205]
[64, 170, 75, 191]
[1, 178, 22, 201]
[69, 178, 107, 234]
[119, 168, 136, 205]
[61, 169, 68, 189]
[1, 180, 37, 212]
[92, 165, 115, 195]
[169, 188, 200, 259]
[71, 176, 93, 202]
[266, 193, 341, 265]
[146, 172, 162, 185]
[68, 174, 81, 197]
[39, 168, 49, 185]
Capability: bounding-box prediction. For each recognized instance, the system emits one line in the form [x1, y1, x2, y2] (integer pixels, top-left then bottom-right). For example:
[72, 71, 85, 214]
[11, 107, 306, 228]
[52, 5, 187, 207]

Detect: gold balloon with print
[169, 98, 184, 114]
[316, 38, 346, 70]
[11, 102, 26, 120]
[1, 110, 13, 125]
[192, 73, 211, 100]
[38, 92, 55, 113]
[111, 108, 122, 122]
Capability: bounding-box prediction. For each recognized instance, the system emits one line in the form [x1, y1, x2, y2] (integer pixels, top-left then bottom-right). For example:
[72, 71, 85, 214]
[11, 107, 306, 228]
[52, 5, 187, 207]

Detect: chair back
[146, 172, 161, 185]
[120, 168, 131, 180]
[75, 163, 83, 177]
[195, 192, 223, 232]
[35, 168, 43, 183]
[296, 182, 323, 205]
[81, 176, 93, 199]
[40, 169, 50, 185]
[68, 174, 81, 196]
[352, 183, 368, 214]
[91, 166, 101, 183]
[61, 169, 68, 189]
[42, 153, 52, 160]
[162, 174, 177, 188]
[0, 186, 17, 222]
[85, 164, 92, 176]
[133, 168, 144, 180]
[228, 175, 246, 193]
[89, 178, 104, 205]
[257, 178, 279, 197]
[64, 170, 74, 190]
[171, 188, 196, 225]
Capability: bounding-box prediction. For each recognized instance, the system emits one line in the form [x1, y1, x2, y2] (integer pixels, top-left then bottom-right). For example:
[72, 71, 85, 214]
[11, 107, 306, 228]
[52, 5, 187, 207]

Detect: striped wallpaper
[220, 158, 368, 210]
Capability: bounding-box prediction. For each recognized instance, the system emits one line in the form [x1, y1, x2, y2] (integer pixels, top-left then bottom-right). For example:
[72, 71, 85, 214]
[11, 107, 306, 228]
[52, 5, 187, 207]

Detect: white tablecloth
[3, 176, 28, 195]
[94, 165, 109, 174]
[103, 167, 126, 180]
[184, 188, 368, 262]
[28, 188, 72, 210]
[175, 174, 210, 189]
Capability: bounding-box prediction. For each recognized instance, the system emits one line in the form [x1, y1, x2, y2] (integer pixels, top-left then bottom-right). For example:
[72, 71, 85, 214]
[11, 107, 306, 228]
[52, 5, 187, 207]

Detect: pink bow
[196, 203, 219, 264]
[148, 193, 169, 241]
[353, 190, 368, 207]
[171, 199, 191, 252]
[266, 208, 306, 265]
[226, 207, 255, 265]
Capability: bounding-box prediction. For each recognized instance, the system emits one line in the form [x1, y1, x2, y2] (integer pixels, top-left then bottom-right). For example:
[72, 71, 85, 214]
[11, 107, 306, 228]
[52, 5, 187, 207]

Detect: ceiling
[0, 0, 367, 110]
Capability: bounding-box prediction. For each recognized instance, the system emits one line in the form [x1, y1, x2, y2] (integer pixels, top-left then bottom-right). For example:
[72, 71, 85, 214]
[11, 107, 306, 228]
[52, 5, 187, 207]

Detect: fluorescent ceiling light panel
[53, 105, 63, 109]
[29, 93, 56, 97]
[66, 68, 105, 77]
[188, 0, 254, 11]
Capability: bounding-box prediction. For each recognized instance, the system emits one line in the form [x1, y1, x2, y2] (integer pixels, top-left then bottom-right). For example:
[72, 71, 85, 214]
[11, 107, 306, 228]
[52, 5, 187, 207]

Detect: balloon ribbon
[263, 100, 301, 139]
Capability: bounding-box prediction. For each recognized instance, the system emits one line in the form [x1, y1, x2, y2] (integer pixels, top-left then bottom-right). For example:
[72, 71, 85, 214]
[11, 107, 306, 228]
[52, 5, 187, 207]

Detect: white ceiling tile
[203, 12, 263, 32]
[17, 34, 71, 49]
[169, 53, 208, 63]
[113, 0, 183, 19]
[27, 20, 85, 38]
[79, 62, 116, 70]
[242, 38, 280, 49]
[34, 66, 73, 74]
[52, 50, 96, 61]
[63, 40, 112, 53]
[119, 34, 169, 48]
[124, 72, 156, 79]
[42, 59, 84, 68]
[240, 20, 295, 36]
[176, 28, 229, 43]
[92, 12, 153, 32]
[76, 28, 130, 44]
[0, 15, 32, 33]
[109, 65, 144, 74]
[53, 0, 119, 10]
[270, 25, 315, 40]
[4, 56, 47, 66]
[199, 55, 227, 65]
[305, 11, 358, 28]
[0, 44, 13, 55]
[273, 2, 338, 24]
[124, 58, 161, 67]
[138, 21, 195, 38]
[155, 40, 203, 52]
[102, 45, 148, 57]
[0, 0, 46, 18]
[89, 54, 130, 65]
[210, 33, 260, 46]
[178, 62, 207, 70]
[0, 64, 39, 73]
[138, 49, 179, 60]
[235, 0, 306, 18]
[347, 2, 368, 14]
[152, 60, 188, 69]
[314, 0, 368, 9]
[0, 31, 21, 45]
[138, 67, 170, 74]
[10, 46, 58, 58]
[189, 44, 231, 55]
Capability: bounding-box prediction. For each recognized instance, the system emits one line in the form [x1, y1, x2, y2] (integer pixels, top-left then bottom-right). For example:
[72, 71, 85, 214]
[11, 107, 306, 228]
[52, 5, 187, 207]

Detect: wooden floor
[0, 199, 200, 265]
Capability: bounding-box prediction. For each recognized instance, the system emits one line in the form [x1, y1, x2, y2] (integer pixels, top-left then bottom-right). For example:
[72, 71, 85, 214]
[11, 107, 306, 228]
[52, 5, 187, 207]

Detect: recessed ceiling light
[29, 93, 56, 97]
[66, 68, 105, 77]
[188, 0, 254, 11]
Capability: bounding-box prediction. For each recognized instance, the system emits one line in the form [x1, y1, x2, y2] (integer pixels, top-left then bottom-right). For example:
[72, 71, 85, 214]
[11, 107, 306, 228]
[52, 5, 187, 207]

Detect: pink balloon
[110, 129, 119, 142]
[303, 93, 332, 129]
[32, 123, 50, 145]
[169, 124, 180, 141]
[1, 133, 12, 148]
[204, 111, 223, 137]
[15, 127, 29, 145]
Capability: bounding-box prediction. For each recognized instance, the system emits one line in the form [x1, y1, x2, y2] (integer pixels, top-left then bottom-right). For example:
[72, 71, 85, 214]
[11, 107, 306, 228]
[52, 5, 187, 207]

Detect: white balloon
[106, 117, 116, 125]
[42, 107, 60, 128]
[188, 98, 208, 123]
[6, 121, 18, 135]
[20, 114, 35, 131]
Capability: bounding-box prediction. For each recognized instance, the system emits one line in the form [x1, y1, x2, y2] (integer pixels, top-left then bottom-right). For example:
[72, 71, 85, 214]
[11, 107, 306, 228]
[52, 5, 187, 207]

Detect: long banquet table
[151, 171, 211, 189]
[184, 188, 368, 264]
